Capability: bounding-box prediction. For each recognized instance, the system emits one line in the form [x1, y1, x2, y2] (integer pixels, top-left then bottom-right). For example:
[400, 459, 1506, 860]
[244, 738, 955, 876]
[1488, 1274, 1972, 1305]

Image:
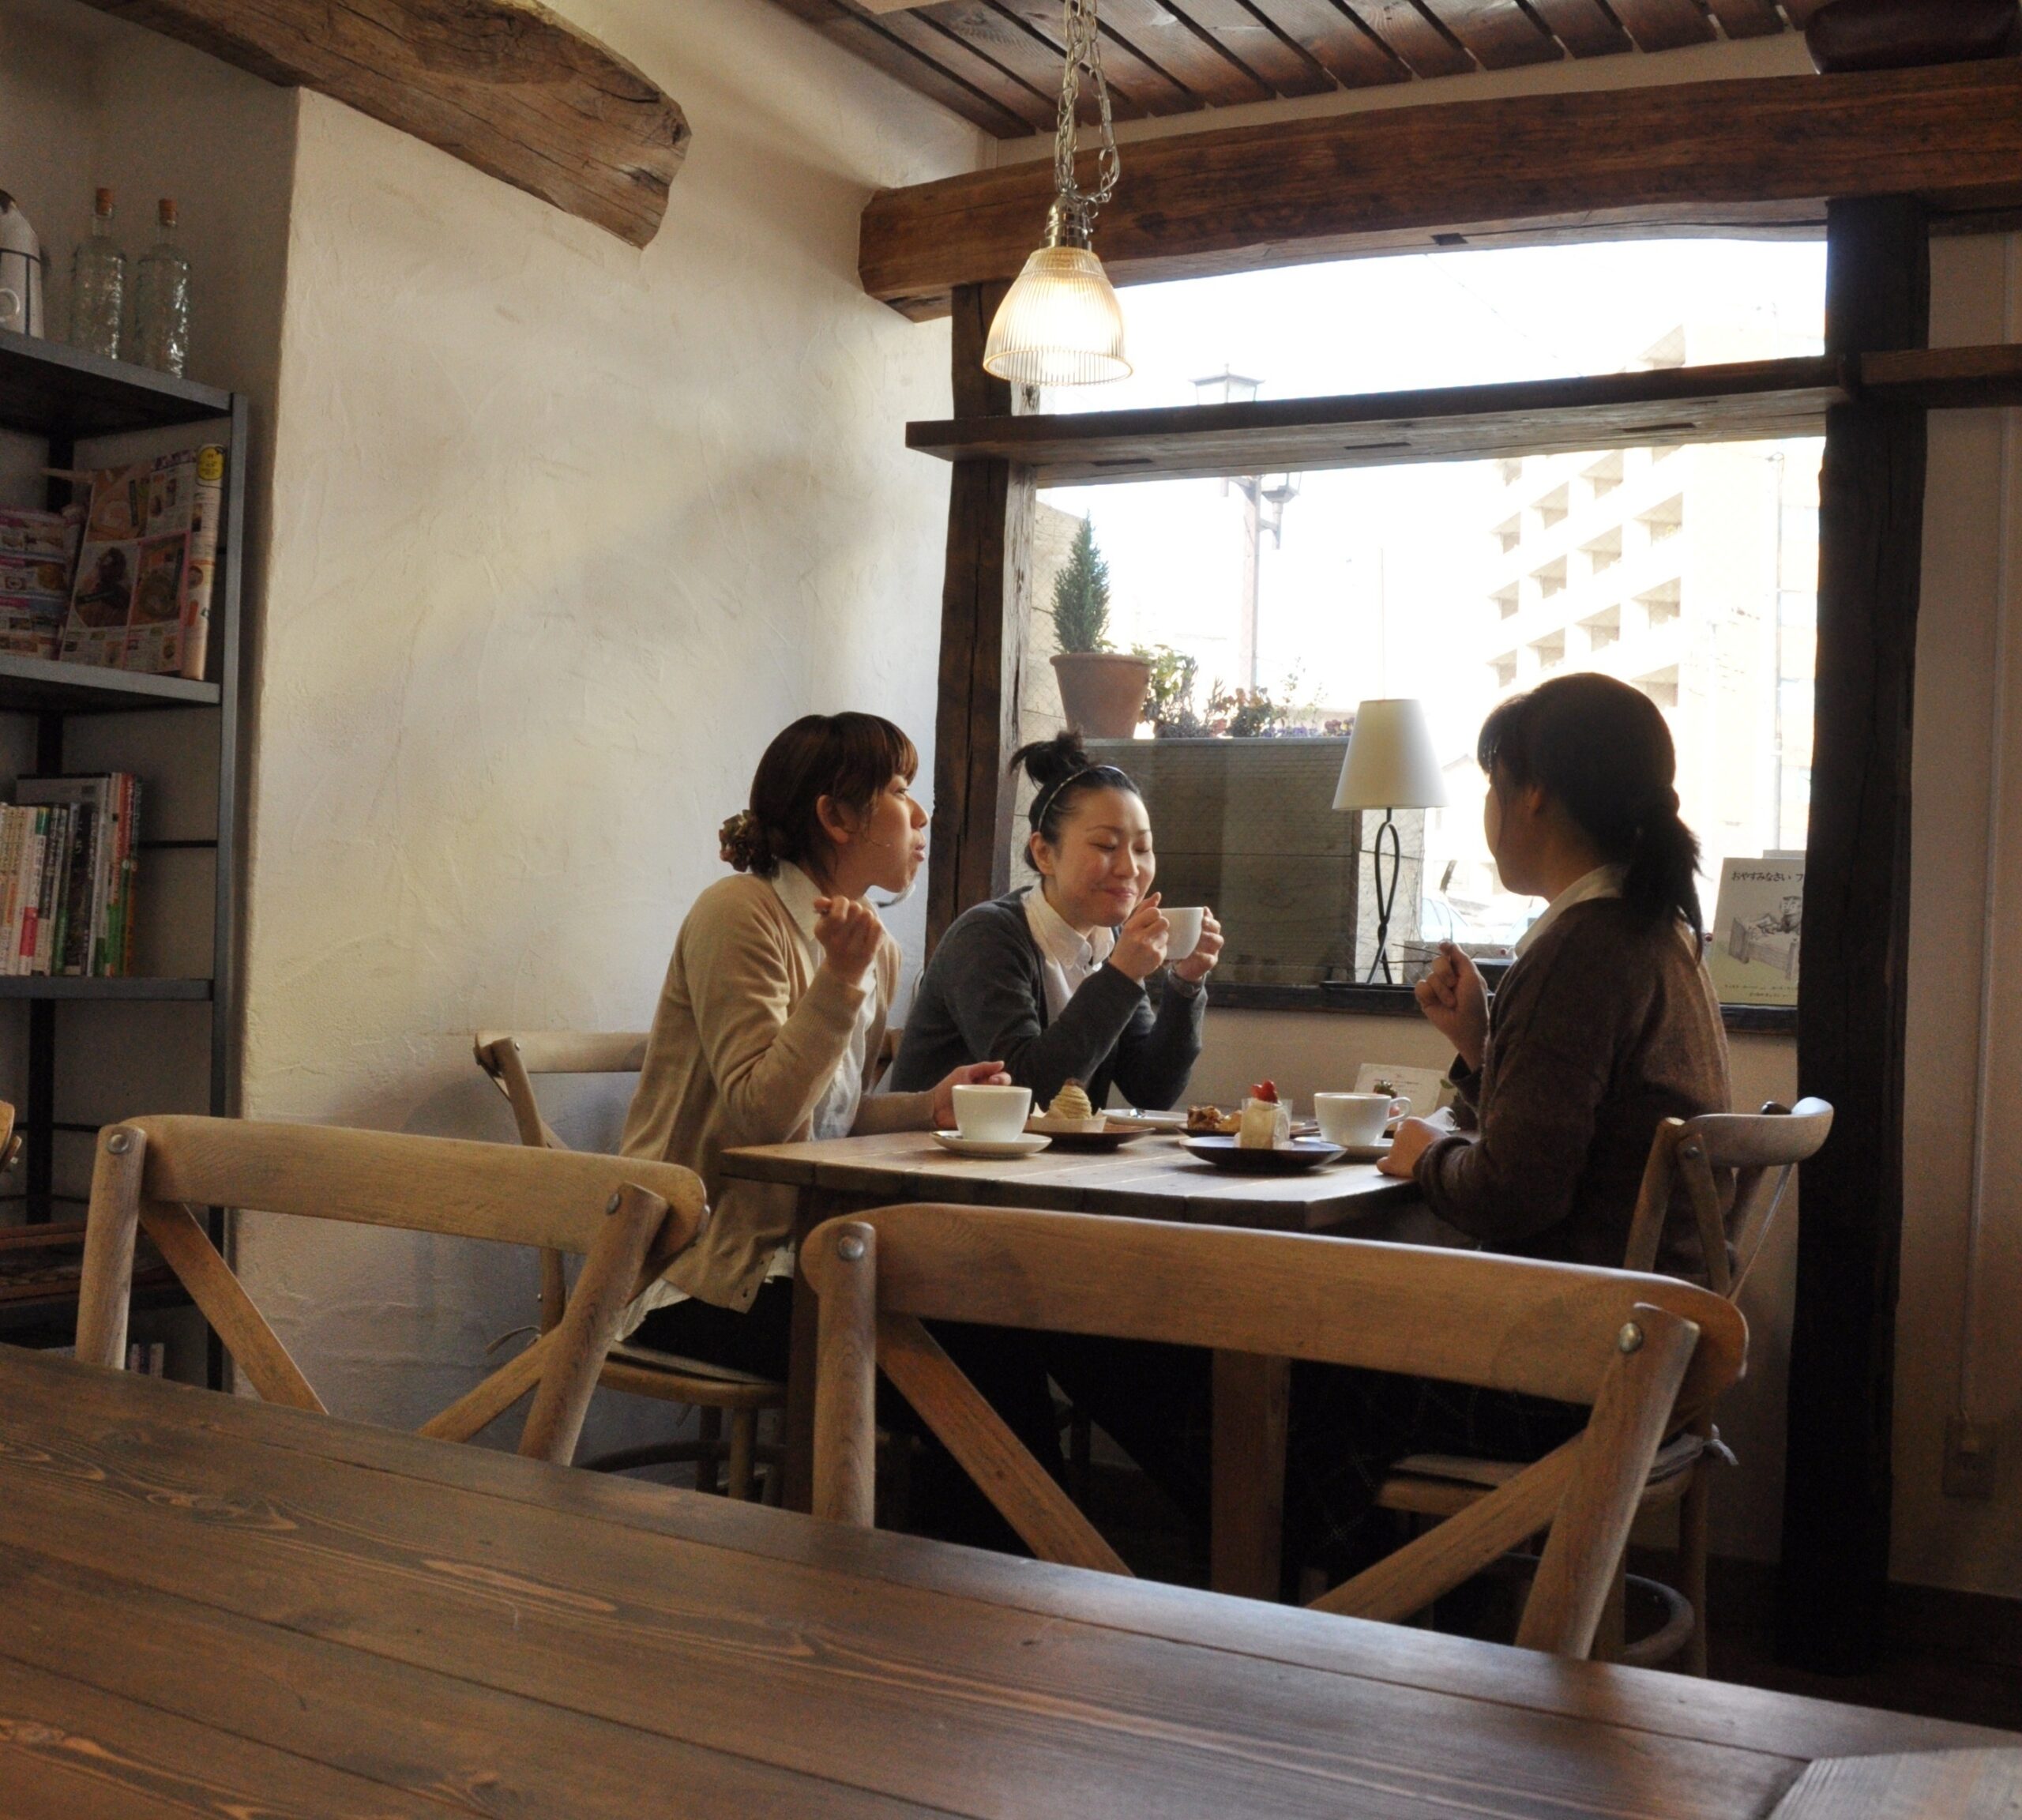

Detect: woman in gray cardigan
[891, 733, 1222, 1108]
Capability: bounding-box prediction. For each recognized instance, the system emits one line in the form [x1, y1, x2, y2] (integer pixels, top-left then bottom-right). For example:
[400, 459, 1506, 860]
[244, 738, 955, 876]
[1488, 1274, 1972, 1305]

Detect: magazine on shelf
[1707, 853, 1805, 1007]
[0, 506, 83, 659]
[58, 446, 224, 679]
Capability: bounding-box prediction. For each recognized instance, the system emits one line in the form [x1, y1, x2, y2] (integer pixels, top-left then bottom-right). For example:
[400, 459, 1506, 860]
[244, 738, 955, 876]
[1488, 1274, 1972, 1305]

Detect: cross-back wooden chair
[475, 1032, 784, 1498]
[74, 1115, 708, 1469]
[1379, 1096, 1832, 1673]
[805, 1204, 1746, 1660]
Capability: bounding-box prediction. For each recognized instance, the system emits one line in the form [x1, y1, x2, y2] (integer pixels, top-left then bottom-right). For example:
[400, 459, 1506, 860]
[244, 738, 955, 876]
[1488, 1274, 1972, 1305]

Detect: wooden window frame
[911, 152, 2020, 1672]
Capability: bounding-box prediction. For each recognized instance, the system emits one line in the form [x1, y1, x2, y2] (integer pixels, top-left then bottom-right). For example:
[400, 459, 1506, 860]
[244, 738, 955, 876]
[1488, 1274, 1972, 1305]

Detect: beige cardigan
[621, 873, 934, 1311]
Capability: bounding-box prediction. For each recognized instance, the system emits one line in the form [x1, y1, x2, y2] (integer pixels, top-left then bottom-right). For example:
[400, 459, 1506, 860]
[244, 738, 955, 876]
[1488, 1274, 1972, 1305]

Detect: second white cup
[1314, 1092, 1410, 1149]
[951, 1084, 1033, 1141]
[1162, 905, 1206, 963]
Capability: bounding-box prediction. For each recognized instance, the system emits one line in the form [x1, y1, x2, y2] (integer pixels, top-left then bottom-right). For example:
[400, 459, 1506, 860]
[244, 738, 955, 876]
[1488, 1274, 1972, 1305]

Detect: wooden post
[926, 281, 1035, 953]
[1778, 194, 1928, 1675]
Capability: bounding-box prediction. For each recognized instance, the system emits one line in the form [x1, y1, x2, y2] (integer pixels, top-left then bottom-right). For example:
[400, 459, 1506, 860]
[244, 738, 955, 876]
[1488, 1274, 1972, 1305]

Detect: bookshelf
[0, 327, 243, 1373]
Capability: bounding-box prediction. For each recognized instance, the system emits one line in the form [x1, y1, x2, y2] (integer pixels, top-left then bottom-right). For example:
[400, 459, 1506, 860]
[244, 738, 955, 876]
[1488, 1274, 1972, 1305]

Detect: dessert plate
[1181, 1136, 1346, 1174]
[932, 1131, 1051, 1159]
[1026, 1121, 1149, 1152]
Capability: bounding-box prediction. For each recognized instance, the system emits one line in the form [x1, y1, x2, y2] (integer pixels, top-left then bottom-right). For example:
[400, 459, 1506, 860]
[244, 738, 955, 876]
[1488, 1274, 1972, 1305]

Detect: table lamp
[1332, 698, 1449, 983]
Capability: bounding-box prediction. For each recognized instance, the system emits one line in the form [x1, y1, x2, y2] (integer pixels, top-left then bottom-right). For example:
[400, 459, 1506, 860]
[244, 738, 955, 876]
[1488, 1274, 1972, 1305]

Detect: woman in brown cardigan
[1276, 671, 1732, 1591]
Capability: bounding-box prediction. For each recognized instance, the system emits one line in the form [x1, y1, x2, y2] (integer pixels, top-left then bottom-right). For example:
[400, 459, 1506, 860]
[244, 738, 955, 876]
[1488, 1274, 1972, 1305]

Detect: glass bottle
[131, 197, 190, 376]
[68, 186, 123, 360]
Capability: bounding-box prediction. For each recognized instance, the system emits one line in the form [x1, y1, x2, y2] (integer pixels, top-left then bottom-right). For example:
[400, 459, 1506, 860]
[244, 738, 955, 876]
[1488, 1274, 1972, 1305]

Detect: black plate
[1025, 1122, 1149, 1152]
[1181, 1136, 1347, 1174]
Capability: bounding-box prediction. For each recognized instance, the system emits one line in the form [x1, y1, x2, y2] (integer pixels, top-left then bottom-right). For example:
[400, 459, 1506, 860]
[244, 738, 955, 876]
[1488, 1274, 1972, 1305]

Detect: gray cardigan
[889, 890, 1206, 1111]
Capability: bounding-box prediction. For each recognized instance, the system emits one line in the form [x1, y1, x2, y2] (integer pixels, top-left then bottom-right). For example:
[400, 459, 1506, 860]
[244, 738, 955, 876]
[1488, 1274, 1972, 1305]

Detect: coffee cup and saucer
[934, 1085, 1050, 1157]
[1313, 1092, 1410, 1161]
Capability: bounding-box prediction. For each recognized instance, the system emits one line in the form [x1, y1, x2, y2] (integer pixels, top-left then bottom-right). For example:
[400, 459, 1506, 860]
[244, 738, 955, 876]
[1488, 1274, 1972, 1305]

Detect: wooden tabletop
[1, 1346, 2009, 1819]
[720, 1128, 1423, 1230]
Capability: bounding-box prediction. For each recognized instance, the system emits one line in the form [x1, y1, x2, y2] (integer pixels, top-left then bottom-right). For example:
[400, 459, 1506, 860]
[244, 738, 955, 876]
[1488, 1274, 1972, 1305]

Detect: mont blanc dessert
[1034, 1079, 1105, 1134]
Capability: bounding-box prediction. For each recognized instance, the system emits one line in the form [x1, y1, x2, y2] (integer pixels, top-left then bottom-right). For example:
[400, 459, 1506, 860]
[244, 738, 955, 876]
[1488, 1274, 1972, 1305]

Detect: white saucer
[932, 1131, 1051, 1159]
[1334, 1138, 1394, 1162]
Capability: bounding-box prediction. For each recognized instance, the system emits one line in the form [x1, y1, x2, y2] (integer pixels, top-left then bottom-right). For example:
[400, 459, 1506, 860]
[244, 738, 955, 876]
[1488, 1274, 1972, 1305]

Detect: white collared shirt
[770, 861, 880, 1140]
[1023, 886, 1116, 1020]
[1513, 863, 1628, 958]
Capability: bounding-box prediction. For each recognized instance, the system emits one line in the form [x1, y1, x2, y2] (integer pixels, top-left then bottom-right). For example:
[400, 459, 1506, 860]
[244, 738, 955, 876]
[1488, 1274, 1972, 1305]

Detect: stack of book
[0, 773, 141, 977]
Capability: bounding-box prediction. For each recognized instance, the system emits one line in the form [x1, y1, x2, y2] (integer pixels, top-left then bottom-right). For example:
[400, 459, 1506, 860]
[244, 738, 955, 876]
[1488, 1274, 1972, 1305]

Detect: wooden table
[0, 1347, 2009, 1819]
[721, 1129, 1431, 1600]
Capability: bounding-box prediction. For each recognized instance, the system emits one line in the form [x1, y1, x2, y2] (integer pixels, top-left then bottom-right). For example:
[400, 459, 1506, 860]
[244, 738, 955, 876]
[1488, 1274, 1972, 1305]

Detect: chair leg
[728, 1407, 757, 1502]
[1680, 1461, 1711, 1677]
[697, 1407, 723, 1495]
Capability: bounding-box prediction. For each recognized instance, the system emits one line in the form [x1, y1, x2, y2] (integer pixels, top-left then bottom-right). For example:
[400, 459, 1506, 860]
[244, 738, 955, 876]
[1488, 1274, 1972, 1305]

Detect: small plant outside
[1049, 516, 1113, 652]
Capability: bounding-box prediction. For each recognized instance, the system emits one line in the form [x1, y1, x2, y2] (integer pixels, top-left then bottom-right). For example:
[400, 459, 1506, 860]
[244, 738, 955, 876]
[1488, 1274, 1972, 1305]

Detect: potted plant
[1141, 644, 1204, 738]
[1047, 517, 1151, 739]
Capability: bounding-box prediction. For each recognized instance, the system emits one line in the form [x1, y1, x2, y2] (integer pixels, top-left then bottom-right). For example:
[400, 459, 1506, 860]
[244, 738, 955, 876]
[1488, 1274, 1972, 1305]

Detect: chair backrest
[1622, 1097, 1833, 1299]
[74, 1115, 708, 1468]
[474, 1032, 652, 1329]
[804, 1205, 1746, 1660]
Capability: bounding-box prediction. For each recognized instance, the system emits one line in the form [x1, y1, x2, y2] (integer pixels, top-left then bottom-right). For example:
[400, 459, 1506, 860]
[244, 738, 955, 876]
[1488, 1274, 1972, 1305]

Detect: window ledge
[1200, 979, 1795, 1036]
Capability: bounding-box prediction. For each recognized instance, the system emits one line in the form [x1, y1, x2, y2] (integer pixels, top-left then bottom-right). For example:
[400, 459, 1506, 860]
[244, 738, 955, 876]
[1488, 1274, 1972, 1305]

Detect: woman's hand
[1171, 908, 1224, 985]
[928, 1060, 1012, 1130]
[813, 895, 883, 987]
[1413, 941, 1488, 1073]
[1108, 893, 1171, 983]
[1378, 1115, 1444, 1179]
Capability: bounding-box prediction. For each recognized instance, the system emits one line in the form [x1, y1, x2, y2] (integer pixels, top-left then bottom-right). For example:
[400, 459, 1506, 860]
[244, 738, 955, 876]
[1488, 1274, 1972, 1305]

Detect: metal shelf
[0, 977, 212, 1002]
[0, 652, 220, 715]
[0, 328, 232, 438]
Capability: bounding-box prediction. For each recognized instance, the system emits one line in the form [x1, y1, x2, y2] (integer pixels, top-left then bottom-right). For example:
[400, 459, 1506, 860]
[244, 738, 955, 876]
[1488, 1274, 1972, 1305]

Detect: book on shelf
[58, 444, 224, 679]
[1, 773, 141, 977]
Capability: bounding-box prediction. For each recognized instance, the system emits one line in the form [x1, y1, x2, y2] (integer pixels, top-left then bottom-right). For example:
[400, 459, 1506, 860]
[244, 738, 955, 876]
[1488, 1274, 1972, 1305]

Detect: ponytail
[1478, 673, 1703, 938]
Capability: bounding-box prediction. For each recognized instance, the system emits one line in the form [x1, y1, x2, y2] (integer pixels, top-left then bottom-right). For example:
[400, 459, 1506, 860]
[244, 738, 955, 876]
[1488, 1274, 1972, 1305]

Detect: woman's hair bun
[718, 810, 778, 877]
[1009, 731, 1092, 793]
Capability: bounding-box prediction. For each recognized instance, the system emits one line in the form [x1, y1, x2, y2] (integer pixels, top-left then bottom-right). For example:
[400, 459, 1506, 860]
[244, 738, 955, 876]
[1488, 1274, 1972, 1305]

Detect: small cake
[1186, 1104, 1225, 1135]
[1237, 1080, 1291, 1150]
[1050, 1081, 1095, 1123]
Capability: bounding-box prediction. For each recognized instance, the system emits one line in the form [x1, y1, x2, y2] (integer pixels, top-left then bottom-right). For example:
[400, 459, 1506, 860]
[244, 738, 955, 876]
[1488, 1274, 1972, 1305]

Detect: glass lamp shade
[1333, 698, 1450, 811]
[983, 243, 1130, 387]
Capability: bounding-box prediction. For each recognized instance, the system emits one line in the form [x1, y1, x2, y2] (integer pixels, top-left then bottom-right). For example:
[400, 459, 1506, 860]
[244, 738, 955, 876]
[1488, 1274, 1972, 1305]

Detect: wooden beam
[908, 355, 1851, 483]
[81, 0, 688, 247]
[926, 283, 1034, 953]
[859, 59, 2022, 316]
[1780, 194, 1930, 1678]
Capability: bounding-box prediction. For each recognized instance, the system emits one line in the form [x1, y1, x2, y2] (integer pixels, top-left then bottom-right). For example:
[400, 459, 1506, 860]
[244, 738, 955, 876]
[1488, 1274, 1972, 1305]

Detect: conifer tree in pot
[1047, 516, 1151, 739]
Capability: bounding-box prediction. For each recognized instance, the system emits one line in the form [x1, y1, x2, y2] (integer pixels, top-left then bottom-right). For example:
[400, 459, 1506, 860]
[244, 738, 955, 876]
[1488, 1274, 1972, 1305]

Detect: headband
[1028, 762, 1133, 829]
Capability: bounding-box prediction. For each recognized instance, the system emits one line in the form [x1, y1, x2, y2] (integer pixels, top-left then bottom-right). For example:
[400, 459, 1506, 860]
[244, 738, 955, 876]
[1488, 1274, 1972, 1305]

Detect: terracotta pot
[1806, 0, 2020, 72]
[1051, 652, 1152, 739]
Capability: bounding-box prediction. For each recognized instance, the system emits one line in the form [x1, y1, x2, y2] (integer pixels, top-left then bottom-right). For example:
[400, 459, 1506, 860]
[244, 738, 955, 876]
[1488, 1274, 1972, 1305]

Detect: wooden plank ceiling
[770, 0, 1806, 137]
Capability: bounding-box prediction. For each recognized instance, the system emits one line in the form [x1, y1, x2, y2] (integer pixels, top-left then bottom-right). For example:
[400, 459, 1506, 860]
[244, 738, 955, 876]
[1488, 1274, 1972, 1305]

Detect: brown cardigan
[1416, 898, 1731, 1277]
[621, 874, 934, 1311]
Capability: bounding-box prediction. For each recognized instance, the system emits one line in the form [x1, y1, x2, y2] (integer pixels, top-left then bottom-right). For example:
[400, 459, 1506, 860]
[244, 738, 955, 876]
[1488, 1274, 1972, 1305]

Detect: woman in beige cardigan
[622, 713, 1009, 1386]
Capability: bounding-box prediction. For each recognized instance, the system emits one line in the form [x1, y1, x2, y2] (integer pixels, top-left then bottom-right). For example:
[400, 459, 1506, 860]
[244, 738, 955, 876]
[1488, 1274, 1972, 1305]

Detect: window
[1019, 239, 1825, 983]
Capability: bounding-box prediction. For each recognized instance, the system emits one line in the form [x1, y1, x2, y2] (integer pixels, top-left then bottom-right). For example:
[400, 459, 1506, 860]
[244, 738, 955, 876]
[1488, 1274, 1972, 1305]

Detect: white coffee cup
[951, 1084, 1033, 1141]
[1163, 905, 1206, 963]
[1314, 1092, 1411, 1149]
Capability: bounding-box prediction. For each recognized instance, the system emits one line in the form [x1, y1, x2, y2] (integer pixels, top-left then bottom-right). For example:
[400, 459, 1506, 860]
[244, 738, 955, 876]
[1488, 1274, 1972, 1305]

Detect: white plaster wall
[235, 2, 982, 1430]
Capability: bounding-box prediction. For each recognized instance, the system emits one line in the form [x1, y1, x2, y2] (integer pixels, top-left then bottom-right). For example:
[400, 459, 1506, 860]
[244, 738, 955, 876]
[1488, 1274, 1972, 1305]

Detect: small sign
[1708, 855, 1805, 1006]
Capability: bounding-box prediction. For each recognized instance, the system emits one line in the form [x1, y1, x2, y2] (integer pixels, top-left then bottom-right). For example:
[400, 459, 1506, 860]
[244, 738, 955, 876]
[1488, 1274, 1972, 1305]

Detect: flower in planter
[1139, 644, 1203, 738]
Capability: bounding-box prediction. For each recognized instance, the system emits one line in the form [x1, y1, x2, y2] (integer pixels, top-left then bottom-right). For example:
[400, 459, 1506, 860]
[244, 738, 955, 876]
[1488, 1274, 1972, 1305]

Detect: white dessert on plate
[1237, 1095, 1291, 1150]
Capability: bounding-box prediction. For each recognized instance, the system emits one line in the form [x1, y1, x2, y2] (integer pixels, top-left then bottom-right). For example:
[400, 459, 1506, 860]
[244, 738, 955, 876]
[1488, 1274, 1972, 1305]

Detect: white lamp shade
[983, 244, 1131, 388]
[1332, 698, 1449, 811]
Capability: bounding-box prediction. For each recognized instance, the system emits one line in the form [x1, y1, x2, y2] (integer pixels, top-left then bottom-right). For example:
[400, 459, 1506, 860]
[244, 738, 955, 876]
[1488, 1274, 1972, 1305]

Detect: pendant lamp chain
[1050, 0, 1119, 246]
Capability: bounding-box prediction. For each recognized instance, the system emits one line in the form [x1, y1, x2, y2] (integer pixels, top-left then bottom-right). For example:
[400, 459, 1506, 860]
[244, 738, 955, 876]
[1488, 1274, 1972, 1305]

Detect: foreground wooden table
[722, 1129, 1430, 1600]
[0, 1346, 2006, 1819]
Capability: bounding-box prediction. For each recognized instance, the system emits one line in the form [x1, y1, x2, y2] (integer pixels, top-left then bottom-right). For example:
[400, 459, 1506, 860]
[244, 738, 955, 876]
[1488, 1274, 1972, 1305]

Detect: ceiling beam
[860, 58, 2022, 317]
[81, 0, 689, 248]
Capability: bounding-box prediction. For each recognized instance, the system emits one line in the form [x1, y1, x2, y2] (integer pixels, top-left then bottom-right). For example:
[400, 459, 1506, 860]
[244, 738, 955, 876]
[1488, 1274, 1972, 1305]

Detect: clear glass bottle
[68, 186, 123, 360]
[131, 197, 190, 376]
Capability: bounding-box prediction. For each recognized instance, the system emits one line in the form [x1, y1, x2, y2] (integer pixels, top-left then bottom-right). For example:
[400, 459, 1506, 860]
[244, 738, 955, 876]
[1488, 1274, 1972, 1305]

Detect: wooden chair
[475, 1032, 784, 1498]
[73, 1114, 708, 1468]
[1378, 1096, 1833, 1672]
[804, 1204, 1746, 1660]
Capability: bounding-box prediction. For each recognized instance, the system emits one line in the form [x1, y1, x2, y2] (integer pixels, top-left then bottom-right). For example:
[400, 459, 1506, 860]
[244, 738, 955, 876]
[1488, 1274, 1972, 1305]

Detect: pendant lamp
[983, 0, 1130, 387]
